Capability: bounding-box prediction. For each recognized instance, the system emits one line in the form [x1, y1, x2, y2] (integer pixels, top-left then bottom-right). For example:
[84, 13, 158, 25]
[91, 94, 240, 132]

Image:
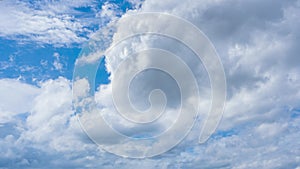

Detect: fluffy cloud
[89, 0, 300, 167]
[0, 79, 40, 123]
[0, 77, 107, 168]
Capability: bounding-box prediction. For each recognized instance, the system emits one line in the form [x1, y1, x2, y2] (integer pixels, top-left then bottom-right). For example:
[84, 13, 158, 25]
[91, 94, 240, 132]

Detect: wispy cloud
[0, 0, 112, 46]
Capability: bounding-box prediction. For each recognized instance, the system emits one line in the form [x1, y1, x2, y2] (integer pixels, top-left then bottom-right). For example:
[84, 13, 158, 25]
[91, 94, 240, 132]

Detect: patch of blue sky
[291, 108, 300, 118]
[0, 38, 81, 85]
[0, 39, 111, 88]
[95, 57, 111, 86]
[109, 0, 140, 12]
[211, 129, 237, 139]
[126, 132, 159, 139]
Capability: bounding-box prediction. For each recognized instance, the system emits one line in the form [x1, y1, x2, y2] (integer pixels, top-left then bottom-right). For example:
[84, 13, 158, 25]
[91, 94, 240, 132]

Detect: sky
[0, 0, 300, 168]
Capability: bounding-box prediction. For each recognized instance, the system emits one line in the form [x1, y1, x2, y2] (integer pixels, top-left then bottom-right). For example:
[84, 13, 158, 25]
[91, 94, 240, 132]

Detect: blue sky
[0, 0, 300, 168]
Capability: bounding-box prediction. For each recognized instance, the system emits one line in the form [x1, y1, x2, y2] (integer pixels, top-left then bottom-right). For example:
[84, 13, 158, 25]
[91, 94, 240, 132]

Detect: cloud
[1, 0, 300, 168]
[0, 77, 106, 168]
[0, 2, 83, 45]
[0, 79, 40, 123]
[81, 0, 300, 167]
[52, 52, 63, 71]
[0, 0, 140, 46]
[0, 0, 111, 46]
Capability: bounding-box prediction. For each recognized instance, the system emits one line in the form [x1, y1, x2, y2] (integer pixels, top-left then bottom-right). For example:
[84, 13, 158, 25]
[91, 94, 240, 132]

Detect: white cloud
[0, 0, 99, 45]
[83, 0, 300, 167]
[52, 52, 63, 71]
[1, 0, 300, 168]
[0, 79, 40, 123]
[73, 78, 90, 99]
[255, 122, 287, 139]
[0, 77, 106, 168]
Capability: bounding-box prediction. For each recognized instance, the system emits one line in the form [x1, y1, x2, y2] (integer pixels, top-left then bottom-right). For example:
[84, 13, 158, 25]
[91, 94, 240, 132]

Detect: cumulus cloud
[0, 79, 40, 123]
[80, 0, 300, 167]
[0, 77, 107, 168]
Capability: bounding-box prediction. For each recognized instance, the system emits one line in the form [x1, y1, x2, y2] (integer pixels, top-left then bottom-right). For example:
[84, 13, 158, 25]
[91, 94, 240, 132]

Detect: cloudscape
[0, 0, 299, 168]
